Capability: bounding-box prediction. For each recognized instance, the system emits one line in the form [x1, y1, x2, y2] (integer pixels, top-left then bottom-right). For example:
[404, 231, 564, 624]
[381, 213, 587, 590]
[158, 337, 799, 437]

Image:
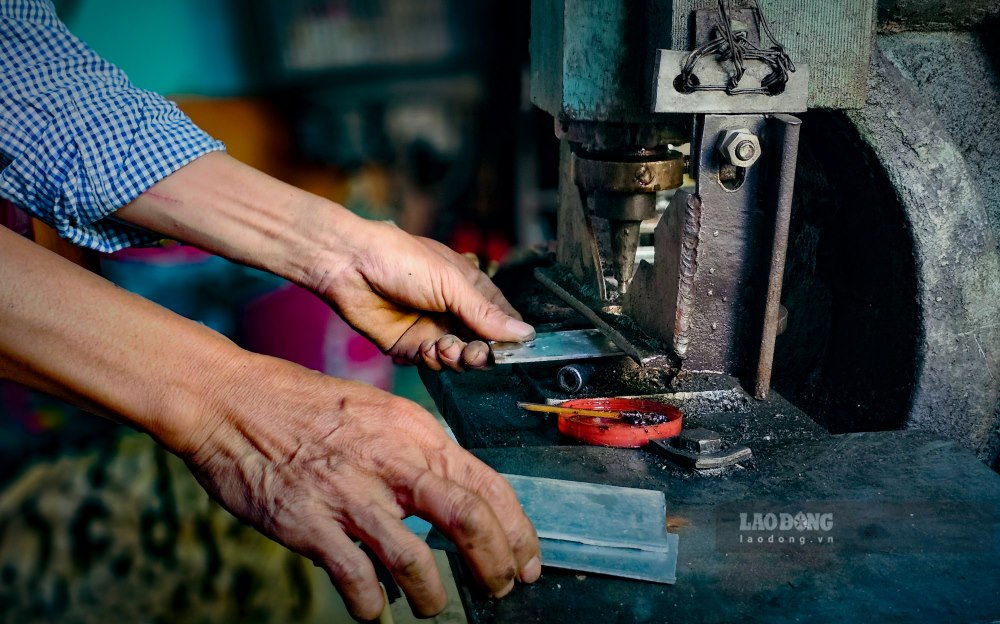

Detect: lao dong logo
[739, 511, 834, 532]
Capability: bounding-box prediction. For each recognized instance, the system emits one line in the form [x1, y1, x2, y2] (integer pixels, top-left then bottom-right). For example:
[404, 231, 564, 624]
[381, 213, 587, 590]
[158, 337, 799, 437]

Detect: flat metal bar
[491, 329, 623, 364]
[504, 473, 678, 584]
[755, 114, 802, 399]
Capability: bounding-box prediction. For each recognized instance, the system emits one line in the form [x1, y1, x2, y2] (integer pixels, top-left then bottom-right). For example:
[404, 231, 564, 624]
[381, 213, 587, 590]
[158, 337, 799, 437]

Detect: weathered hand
[185, 355, 541, 620]
[0, 226, 541, 621]
[310, 219, 535, 372]
[117, 154, 534, 373]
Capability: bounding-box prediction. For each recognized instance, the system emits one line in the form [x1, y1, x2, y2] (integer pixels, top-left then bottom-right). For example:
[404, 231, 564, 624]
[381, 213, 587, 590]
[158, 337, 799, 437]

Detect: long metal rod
[755, 114, 802, 399]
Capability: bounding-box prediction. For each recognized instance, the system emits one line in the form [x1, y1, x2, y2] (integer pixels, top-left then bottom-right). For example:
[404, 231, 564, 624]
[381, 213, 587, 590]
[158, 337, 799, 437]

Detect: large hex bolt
[718, 129, 762, 168]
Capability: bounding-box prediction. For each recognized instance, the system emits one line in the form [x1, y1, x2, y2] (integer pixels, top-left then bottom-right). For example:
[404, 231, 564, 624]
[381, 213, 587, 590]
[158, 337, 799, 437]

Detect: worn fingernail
[519, 556, 541, 584]
[492, 578, 516, 599]
[439, 335, 456, 349]
[463, 343, 489, 368]
[505, 319, 536, 341]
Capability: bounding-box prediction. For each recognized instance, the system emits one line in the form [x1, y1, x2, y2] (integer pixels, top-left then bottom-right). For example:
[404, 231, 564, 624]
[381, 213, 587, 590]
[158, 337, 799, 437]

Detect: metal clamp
[649, 427, 753, 469]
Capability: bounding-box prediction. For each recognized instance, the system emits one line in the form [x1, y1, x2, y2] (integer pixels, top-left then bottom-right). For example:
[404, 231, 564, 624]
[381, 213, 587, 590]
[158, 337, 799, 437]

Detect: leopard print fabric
[0, 431, 336, 623]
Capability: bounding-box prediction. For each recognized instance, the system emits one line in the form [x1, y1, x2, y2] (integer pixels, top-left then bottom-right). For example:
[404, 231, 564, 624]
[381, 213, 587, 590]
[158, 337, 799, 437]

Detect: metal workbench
[421, 358, 1000, 623]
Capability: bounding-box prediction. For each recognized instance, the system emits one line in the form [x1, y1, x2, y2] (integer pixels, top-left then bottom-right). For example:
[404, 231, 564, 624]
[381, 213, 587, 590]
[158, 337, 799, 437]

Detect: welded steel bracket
[653, 50, 809, 114]
[624, 114, 801, 398]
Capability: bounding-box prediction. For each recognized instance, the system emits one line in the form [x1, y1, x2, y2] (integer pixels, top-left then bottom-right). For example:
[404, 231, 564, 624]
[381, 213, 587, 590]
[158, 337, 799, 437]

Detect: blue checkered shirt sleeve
[0, 0, 226, 252]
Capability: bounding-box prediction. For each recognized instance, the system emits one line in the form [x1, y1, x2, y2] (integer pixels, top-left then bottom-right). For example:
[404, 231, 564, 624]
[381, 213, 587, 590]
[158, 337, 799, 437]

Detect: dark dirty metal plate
[420, 365, 826, 451]
[450, 434, 1000, 624]
[491, 329, 624, 365]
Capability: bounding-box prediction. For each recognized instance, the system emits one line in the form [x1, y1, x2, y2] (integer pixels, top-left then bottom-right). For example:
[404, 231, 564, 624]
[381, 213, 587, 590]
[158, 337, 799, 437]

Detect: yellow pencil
[517, 401, 623, 419]
[378, 584, 394, 624]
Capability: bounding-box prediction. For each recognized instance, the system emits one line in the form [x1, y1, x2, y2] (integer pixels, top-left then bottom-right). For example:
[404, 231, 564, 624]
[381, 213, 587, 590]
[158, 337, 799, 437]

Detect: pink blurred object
[106, 243, 211, 264]
[2, 200, 32, 238]
[241, 283, 393, 390]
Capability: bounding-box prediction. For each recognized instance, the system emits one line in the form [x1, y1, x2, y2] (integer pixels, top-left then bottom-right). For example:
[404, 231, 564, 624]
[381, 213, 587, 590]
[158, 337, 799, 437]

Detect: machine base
[421, 365, 1000, 622]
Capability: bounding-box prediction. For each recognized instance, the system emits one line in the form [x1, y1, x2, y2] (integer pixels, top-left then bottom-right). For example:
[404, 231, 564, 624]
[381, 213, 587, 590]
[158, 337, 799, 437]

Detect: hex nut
[718, 129, 762, 168]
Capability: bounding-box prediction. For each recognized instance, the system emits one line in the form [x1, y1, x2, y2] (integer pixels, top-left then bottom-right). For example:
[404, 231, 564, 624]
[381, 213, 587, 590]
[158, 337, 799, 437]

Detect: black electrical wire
[677, 0, 795, 96]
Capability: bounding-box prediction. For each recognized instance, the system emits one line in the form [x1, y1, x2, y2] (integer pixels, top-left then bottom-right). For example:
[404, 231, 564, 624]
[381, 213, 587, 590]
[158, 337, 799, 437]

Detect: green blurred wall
[59, 0, 260, 97]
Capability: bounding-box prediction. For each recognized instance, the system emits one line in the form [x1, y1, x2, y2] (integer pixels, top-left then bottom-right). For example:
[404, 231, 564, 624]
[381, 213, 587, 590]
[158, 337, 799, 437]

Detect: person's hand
[116, 154, 535, 372]
[184, 354, 542, 620]
[307, 219, 535, 372]
[0, 225, 541, 621]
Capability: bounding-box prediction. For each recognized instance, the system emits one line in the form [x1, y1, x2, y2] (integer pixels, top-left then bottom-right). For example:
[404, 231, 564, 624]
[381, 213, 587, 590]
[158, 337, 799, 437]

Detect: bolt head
[735, 140, 756, 161]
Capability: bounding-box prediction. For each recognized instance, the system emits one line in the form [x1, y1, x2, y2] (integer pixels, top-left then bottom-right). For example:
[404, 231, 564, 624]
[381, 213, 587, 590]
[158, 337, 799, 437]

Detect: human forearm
[115, 151, 359, 293]
[116, 152, 535, 363]
[0, 226, 240, 455]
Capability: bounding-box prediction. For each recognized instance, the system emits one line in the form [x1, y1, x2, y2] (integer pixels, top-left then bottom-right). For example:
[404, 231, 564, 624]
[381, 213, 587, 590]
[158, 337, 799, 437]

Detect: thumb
[444, 271, 535, 343]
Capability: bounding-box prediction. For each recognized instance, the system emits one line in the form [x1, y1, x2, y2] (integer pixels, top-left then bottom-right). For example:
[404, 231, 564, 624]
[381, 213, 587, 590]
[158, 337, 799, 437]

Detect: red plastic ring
[557, 398, 683, 448]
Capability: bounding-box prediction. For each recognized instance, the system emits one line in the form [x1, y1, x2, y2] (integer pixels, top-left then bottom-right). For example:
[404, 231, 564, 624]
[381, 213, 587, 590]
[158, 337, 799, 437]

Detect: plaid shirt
[0, 0, 224, 251]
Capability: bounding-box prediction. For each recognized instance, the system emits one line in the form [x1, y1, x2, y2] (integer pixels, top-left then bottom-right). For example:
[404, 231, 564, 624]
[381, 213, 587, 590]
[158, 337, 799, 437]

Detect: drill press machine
[421, 1, 1000, 621]
[531, 0, 814, 397]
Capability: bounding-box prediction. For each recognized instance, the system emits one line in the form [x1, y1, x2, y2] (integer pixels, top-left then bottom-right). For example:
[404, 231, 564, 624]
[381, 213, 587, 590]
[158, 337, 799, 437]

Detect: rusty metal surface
[572, 152, 686, 194]
[754, 114, 802, 400]
[671, 0, 876, 110]
[627, 190, 702, 360]
[653, 50, 810, 114]
[846, 46, 1000, 462]
[629, 114, 771, 375]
